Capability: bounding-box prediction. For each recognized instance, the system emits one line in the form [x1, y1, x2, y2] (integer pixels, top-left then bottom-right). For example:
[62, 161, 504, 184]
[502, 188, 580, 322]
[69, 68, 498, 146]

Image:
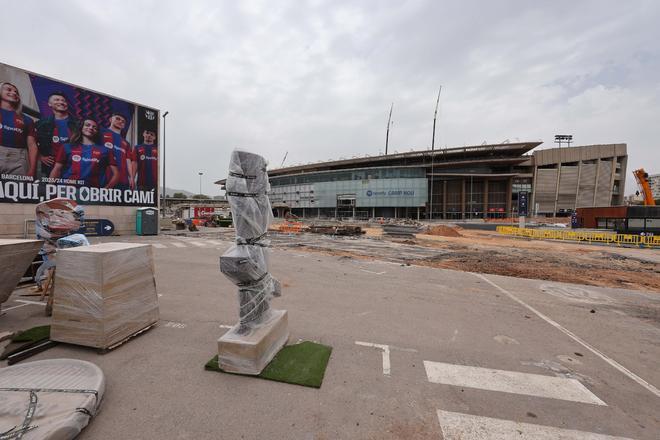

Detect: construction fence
[496, 226, 660, 248]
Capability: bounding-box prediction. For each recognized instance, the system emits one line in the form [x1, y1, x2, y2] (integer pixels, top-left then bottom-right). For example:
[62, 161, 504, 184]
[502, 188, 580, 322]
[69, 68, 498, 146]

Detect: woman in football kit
[0, 82, 38, 176]
[49, 118, 119, 188]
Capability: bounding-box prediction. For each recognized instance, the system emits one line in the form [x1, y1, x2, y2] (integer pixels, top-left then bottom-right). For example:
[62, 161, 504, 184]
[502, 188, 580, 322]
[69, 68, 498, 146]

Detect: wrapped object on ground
[56, 234, 90, 249]
[50, 243, 159, 349]
[0, 239, 43, 310]
[35, 198, 84, 259]
[221, 150, 282, 332]
[218, 150, 288, 375]
[0, 358, 105, 440]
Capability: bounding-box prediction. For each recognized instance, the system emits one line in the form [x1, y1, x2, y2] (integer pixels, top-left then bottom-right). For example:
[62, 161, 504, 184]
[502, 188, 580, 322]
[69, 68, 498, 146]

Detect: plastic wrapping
[35, 198, 85, 260]
[221, 150, 281, 334]
[0, 239, 43, 309]
[0, 358, 105, 440]
[56, 234, 90, 249]
[50, 242, 159, 349]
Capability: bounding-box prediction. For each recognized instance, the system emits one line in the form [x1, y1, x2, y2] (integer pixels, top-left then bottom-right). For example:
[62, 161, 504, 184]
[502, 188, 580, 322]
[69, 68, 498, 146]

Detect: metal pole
[199, 172, 203, 196]
[385, 102, 393, 155]
[470, 175, 473, 219]
[162, 111, 169, 217]
[429, 86, 442, 221]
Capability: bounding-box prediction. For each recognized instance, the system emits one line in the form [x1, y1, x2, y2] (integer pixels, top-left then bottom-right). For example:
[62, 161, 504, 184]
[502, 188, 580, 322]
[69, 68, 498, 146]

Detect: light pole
[385, 102, 393, 155]
[429, 86, 442, 221]
[198, 172, 203, 197]
[162, 111, 169, 217]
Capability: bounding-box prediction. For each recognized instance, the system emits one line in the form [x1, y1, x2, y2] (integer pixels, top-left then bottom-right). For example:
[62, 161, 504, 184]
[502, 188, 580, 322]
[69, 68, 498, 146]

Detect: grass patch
[205, 341, 332, 388]
[12, 325, 50, 343]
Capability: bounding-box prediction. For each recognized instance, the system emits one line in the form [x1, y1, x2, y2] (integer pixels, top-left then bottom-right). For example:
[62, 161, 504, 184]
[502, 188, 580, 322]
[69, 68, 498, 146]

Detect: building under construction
[217, 143, 627, 219]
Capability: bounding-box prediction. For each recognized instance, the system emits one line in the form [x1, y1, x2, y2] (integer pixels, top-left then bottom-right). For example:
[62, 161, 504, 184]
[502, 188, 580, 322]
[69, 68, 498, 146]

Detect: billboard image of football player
[35, 91, 80, 178]
[101, 113, 135, 190]
[50, 118, 119, 188]
[133, 128, 158, 190]
[0, 82, 38, 177]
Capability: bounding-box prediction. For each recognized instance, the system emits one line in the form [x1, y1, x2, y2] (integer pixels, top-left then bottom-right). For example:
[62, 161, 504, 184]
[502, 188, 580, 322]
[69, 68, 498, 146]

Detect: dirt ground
[267, 222, 659, 292]
[412, 228, 660, 292]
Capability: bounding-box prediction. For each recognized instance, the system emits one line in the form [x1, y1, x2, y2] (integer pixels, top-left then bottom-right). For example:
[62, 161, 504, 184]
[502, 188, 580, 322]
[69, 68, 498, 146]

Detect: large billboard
[0, 62, 158, 206]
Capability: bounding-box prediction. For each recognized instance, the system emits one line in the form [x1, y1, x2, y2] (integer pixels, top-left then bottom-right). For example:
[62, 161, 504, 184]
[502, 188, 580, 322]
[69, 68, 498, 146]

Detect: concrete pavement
[1, 234, 658, 439]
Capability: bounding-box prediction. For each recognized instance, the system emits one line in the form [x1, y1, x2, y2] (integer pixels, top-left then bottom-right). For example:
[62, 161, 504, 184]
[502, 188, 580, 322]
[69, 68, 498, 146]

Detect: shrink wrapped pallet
[50, 242, 159, 349]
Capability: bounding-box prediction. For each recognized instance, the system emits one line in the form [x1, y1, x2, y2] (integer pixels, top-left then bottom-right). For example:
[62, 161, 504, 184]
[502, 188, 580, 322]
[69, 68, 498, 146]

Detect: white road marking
[359, 269, 387, 275]
[436, 410, 633, 440]
[389, 345, 418, 353]
[424, 361, 606, 405]
[163, 321, 186, 329]
[474, 273, 660, 398]
[14, 299, 46, 307]
[151, 243, 167, 249]
[170, 242, 187, 248]
[207, 240, 223, 245]
[450, 329, 459, 342]
[219, 324, 233, 329]
[2, 303, 31, 312]
[355, 341, 391, 376]
[189, 241, 207, 247]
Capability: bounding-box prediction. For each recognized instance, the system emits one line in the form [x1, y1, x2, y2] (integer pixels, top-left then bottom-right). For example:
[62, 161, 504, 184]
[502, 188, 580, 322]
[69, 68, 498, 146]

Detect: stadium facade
[217, 142, 627, 219]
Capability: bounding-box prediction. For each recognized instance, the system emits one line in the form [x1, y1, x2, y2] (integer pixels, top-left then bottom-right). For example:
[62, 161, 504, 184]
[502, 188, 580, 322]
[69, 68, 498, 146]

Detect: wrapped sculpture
[217, 150, 288, 375]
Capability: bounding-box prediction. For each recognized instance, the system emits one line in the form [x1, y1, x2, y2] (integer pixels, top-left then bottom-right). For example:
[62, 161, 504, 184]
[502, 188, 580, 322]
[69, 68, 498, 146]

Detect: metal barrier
[496, 226, 659, 248]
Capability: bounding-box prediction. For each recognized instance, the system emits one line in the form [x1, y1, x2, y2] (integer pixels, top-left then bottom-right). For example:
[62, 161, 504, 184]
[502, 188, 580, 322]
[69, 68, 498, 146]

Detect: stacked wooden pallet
[51, 243, 159, 349]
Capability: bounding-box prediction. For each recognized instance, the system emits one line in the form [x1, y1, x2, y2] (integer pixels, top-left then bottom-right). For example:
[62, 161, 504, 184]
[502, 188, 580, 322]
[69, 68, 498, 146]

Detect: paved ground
[1, 233, 659, 439]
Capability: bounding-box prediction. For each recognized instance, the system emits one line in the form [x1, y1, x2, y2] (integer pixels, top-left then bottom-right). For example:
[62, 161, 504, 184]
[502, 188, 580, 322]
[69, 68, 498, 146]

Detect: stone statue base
[217, 310, 289, 375]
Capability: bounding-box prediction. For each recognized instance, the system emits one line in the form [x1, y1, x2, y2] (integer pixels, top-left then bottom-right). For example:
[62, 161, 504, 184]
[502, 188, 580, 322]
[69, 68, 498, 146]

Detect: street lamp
[162, 111, 169, 217]
[198, 172, 204, 197]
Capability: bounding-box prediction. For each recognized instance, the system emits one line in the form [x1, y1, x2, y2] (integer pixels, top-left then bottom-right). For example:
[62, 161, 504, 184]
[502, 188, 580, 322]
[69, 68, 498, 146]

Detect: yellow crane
[632, 168, 656, 206]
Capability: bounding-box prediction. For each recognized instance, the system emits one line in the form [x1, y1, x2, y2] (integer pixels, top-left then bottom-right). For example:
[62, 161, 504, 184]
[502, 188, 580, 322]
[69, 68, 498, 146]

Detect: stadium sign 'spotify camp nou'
[0, 62, 159, 207]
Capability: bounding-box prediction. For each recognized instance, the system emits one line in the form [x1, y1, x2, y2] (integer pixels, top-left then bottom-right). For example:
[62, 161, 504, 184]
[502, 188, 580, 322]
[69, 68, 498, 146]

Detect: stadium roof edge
[214, 141, 542, 184]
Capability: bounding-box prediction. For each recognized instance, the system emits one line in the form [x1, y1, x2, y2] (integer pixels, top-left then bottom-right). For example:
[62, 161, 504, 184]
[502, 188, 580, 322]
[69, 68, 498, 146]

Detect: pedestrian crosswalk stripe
[170, 242, 187, 248]
[436, 410, 632, 440]
[151, 243, 166, 248]
[189, 241, 207, 247]
[207, 240, 223, 245]
[424, 361, 606, 405]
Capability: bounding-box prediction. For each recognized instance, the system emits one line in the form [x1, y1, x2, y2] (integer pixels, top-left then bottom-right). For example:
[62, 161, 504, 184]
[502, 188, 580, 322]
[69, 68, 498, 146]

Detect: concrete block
[217, 310, 289, 375]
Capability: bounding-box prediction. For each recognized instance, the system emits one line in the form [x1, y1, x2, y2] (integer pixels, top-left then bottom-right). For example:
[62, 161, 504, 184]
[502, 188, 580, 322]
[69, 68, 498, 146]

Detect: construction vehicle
[632, 168, 656, 206]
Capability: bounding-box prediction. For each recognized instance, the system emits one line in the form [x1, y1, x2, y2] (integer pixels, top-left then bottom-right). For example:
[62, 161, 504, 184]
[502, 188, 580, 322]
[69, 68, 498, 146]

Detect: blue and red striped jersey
[0, 109, 35, 149]
[101, 129, 133, 187]
[51, 118, 72, 159]
[134, 144, 158, 189]
[55, 143, 116, 187]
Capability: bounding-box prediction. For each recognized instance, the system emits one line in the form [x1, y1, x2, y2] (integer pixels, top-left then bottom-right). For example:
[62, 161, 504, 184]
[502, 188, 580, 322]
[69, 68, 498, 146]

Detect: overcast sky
[4, 0, 659, 195]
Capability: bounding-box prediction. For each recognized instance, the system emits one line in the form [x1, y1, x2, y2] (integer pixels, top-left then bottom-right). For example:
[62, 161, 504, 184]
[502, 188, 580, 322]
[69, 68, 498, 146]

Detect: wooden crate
[0, 239, 43, 309]
[51, 242, 159, 349]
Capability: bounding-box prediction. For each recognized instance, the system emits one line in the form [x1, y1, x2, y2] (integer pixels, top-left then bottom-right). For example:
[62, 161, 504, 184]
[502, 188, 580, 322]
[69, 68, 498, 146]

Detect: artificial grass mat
[12, 325, 51, 343]
[205, 341, 332, 388]
[1, 325, 52, 361]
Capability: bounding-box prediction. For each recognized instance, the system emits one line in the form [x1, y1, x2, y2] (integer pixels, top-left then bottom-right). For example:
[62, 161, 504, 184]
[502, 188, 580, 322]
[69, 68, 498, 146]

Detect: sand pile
[426, 225, 462, 237]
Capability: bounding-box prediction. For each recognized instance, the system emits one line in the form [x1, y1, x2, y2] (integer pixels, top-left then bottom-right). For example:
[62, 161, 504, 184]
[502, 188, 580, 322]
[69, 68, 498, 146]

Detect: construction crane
[632, 168, 656, 206]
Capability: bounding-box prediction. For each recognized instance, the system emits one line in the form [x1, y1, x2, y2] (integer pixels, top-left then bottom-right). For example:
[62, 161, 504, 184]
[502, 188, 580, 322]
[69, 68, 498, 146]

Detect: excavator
[632, 168, 656, 206]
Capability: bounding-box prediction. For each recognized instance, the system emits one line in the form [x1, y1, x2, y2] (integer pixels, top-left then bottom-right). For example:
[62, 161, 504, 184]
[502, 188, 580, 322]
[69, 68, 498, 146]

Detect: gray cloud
[3, 0, 658, 194]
